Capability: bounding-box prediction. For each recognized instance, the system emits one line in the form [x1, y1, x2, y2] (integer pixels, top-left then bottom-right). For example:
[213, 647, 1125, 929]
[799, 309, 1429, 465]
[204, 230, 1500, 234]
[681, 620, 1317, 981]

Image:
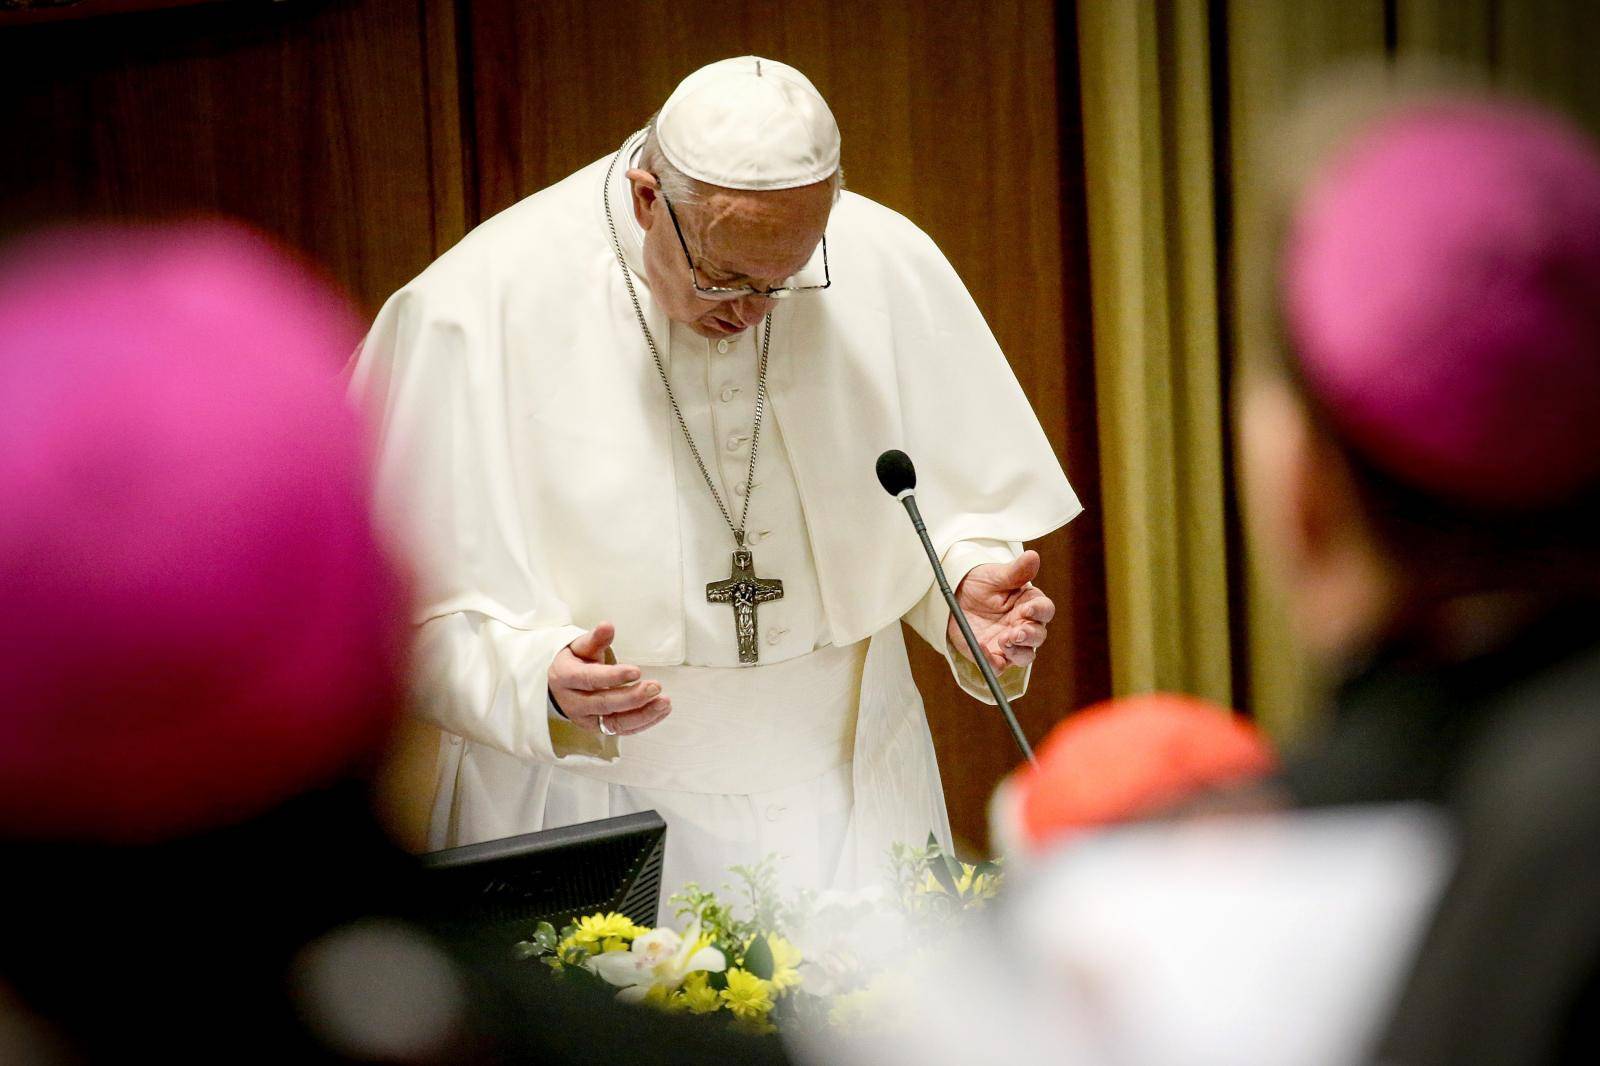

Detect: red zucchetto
[994, 693, 1276, 856]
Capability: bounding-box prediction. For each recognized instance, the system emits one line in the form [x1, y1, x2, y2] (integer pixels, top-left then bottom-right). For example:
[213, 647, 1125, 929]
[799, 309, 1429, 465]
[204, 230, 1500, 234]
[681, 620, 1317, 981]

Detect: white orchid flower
[587, 921, 726, 1003]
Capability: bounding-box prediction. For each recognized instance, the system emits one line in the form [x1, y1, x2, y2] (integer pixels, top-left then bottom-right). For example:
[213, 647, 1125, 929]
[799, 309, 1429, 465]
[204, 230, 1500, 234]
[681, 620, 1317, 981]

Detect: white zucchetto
[656, 56, 841, 191]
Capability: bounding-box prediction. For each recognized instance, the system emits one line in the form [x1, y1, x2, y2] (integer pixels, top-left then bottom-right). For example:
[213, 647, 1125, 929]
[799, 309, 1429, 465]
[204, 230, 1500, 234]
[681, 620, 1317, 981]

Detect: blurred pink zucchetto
[0, 223, 409, 843]
[1283, 100, 1600, 510]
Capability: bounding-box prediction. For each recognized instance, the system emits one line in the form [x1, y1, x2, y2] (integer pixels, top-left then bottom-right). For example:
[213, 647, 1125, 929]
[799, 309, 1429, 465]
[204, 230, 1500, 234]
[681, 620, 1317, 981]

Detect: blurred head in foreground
[0, 222, 409, 841]
[992, 693, 1277, 859]
[1239, 85, 1600, 664]
[1238, 81, 1600, 1066]
[0, 223, 425, 1061]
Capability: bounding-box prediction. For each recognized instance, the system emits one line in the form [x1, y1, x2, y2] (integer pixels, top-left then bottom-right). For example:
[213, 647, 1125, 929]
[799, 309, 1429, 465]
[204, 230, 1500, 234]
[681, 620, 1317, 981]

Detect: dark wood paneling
[0, 0, 215, 28]
[0, 0, 456, 315]
[461, 0, 1110, 852]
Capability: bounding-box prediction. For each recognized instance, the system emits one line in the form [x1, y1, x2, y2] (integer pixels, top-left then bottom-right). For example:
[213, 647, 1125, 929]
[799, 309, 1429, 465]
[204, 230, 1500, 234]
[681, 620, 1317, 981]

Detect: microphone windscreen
[875, 449, 917, 496]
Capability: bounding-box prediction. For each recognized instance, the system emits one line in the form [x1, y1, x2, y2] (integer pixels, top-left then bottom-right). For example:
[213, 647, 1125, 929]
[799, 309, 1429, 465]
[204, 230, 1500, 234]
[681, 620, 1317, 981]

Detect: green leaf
[533, 921, 559, 953]
[926, 849, 960, 896]
[940, 846, 965, 888]
[561, 965, 609, 991]
[513, 940, 542, 961]
[743, 934, 775, 980]
[972, 860, 1001, 880]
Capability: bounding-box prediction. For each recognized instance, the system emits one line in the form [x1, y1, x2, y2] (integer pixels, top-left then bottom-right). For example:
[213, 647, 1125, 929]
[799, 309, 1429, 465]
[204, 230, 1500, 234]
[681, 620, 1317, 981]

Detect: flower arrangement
[890, 834, 1002, 924]
[515, 836, 1000, 1036]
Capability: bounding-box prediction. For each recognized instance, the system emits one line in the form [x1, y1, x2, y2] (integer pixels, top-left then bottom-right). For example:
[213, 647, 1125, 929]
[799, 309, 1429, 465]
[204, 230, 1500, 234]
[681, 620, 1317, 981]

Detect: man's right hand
[548, 622, 671, 737]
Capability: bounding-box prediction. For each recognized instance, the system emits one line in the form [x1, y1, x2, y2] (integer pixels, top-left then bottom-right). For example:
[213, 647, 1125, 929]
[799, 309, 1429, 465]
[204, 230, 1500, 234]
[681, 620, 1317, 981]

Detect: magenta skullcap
[1283, 101, 1600, 509]
[0, 223, 409, 842]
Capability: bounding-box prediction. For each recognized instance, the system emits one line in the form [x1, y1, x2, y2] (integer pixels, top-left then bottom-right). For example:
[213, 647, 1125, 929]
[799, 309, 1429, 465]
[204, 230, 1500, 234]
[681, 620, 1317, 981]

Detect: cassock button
[735, 481, 760, 497]
[716, 339, 731, 354]
[720, 385, 739, 403]
[766, 626, 788, 645]
[765, 804, 786, 823]
[726, 431, 749, 452]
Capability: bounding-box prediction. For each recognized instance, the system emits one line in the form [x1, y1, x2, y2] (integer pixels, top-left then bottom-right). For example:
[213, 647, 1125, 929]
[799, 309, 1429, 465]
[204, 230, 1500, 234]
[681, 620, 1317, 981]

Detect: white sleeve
[901, 538, 1032, 704]
[411, 610, 618, 762]
[350, 281, 620, 765]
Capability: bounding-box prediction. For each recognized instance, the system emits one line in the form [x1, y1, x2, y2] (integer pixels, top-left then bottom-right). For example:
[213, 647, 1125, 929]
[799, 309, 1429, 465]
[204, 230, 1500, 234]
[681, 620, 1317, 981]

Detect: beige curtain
[1076, 0, 1233, 708]
[1075, 0, 1600, 739]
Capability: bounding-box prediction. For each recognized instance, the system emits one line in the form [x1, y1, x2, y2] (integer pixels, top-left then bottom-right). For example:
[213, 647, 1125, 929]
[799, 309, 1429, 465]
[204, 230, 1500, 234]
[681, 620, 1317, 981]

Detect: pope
[350, 56, 1080, 894]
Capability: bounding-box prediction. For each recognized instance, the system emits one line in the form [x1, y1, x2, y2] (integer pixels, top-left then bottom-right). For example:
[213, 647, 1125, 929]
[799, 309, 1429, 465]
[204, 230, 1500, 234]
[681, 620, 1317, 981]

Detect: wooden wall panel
[0, 0, 459, 316]
[460, 0, 1110, 851]
[0, 0, 465, 849]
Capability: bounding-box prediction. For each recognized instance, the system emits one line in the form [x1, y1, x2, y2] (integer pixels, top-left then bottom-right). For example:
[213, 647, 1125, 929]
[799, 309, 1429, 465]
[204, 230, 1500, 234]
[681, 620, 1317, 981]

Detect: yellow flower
[600, 936, 631, 954]
[732, 1015, 779, 1036]
[570, 912, 644, 951]
[555, 935, 588, 963]
[764, 935, 804, 992]
[917, 863, 1000, 902]
[719, 968, 775, 1021]
[642, 984, 688, 1012]
[680, 971, 723, 1015]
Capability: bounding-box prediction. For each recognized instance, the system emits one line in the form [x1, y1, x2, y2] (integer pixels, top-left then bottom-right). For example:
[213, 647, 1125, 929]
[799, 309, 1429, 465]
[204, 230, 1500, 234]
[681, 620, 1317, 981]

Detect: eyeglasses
[660, 191, 830, 302]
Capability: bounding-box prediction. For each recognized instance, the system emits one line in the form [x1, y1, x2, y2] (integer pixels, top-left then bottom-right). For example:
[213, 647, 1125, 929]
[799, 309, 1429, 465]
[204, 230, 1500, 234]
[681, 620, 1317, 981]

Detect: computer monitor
[417, 811, 667, 951]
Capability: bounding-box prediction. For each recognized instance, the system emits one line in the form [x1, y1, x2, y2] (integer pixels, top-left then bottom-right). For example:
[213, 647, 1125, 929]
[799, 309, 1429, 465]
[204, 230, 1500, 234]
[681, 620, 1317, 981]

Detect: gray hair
[636, 112, 844, 207]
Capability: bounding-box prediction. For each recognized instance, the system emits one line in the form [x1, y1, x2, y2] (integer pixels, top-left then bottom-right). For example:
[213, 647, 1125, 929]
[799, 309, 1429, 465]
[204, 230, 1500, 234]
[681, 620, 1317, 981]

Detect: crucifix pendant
[706, 547, 784, 664]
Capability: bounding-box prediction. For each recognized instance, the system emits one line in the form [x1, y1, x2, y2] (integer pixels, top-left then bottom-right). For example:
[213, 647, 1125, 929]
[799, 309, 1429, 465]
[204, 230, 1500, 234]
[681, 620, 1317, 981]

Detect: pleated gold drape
[1074, 0, 1600, 738]
[1076, 0, 1233, 709]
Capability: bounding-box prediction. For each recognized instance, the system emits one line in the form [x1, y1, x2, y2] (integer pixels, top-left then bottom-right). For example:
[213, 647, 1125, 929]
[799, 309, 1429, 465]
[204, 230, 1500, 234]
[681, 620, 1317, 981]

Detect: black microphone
[876, 449, 1037, 765]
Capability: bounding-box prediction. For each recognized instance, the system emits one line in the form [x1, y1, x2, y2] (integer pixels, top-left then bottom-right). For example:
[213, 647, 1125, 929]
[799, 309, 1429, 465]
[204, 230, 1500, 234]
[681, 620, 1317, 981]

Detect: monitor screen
[417, 811, 666, 953]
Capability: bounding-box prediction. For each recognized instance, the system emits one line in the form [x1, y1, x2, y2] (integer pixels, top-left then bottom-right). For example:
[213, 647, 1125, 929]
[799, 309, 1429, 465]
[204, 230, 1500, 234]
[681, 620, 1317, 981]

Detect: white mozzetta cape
[351, 135, 1081, 879]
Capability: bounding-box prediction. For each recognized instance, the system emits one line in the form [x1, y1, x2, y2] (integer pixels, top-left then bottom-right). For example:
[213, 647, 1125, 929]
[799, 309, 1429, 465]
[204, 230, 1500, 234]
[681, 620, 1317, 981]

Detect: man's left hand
[948, 550, 1055, 671]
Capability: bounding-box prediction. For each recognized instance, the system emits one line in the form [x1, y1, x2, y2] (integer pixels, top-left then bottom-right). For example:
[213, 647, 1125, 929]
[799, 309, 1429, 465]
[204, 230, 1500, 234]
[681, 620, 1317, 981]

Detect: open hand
[948, 550, 1055, 671]
[548, 622, 671, 737]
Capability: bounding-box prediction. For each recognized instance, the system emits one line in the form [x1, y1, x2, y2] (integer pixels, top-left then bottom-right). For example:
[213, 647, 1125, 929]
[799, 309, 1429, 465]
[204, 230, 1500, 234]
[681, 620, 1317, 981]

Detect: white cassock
[349, 129, 1081, 897]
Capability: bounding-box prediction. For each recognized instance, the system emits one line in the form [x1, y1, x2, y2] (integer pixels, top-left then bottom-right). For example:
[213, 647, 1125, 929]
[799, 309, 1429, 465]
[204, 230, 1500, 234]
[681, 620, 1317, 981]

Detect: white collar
[603, 128, 651, 284]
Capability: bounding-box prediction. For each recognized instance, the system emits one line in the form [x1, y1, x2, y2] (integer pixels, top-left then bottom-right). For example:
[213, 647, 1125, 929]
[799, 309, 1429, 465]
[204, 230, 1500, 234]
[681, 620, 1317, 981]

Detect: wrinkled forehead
[679, 182, 834, 279]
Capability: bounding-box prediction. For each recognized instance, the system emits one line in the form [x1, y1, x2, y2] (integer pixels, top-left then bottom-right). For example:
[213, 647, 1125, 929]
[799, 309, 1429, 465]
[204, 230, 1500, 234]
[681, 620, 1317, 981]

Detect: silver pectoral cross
[706, 547, 784, 664]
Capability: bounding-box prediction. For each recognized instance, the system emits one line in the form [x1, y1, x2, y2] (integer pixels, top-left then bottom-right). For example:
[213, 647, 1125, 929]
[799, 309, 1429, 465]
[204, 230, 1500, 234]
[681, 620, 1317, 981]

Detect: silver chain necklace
[603, 138, 784, 664]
